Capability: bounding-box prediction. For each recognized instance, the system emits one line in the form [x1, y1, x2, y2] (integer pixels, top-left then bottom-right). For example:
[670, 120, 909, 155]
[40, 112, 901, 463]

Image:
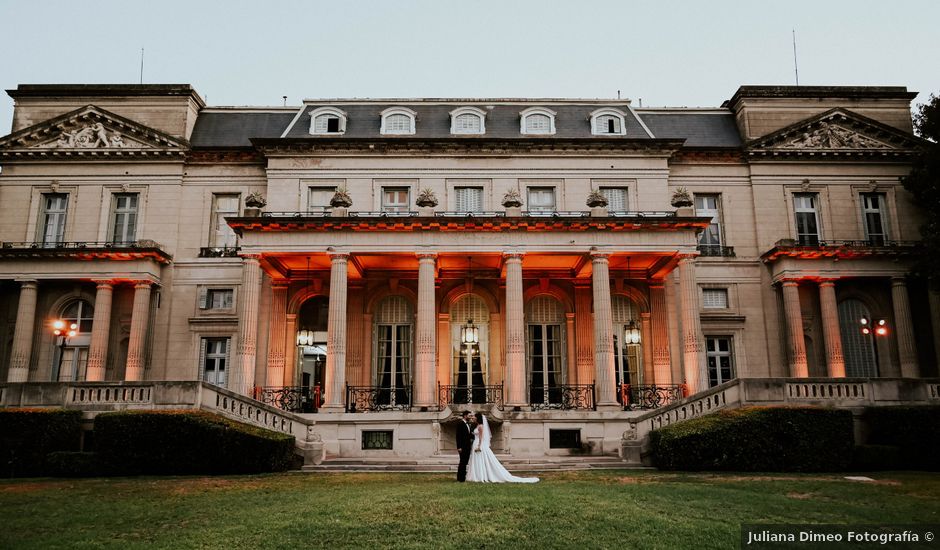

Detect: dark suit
[455, 420, 475, 482]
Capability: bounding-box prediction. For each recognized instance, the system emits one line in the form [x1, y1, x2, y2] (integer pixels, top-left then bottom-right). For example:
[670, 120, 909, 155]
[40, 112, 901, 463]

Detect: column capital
[502, 251, 525, 261]
[328, 251, 349, 262]
[589, 251, 611, 261]
[240, 253, 262, 261]
[891, 276, 908, 287]
[818, 279, 838, 287]
[92, 279, 115, 288]
[271, 281, 289, 291]
[781, 278, 801, 287]
[677, 253, 699, 262]
[416, 252, 438, 262]
[132, 280, 153, 290]
[14, 278, 38, 287]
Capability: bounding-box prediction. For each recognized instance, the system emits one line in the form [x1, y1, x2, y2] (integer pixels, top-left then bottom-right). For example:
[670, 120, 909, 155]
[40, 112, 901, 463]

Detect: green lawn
[0, 470, 937, 549]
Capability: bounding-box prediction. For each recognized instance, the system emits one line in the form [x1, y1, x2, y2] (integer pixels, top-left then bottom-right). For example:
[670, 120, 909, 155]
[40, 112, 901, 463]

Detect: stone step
[302, 454, 645, 472]
[302, 463, 648, 472]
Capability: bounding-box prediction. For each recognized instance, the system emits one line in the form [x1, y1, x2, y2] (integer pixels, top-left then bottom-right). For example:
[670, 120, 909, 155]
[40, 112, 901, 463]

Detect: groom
[455, 410, 475, 482]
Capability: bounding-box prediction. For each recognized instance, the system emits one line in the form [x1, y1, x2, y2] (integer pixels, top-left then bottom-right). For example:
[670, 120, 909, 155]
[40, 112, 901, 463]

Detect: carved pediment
[0, 105, 188, 159]
[748, 108, 921, 159]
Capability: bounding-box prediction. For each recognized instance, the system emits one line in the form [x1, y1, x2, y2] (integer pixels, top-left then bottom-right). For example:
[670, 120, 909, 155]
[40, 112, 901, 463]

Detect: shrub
[94, 410, 296, 475]
[46, 451, 101, 478]
[0, 408, 82, 477]
[864, 406, 940, 471]
[650, 406, 854, 472]
[851, 444, 901, 472]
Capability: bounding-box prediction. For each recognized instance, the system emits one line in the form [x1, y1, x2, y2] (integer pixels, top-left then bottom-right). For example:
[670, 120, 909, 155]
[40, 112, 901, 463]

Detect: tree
[902, 93, 940, 289]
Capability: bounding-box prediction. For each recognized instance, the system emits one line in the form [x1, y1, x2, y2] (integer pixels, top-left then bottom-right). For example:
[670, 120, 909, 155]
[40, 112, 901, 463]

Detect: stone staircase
[302, 453, 645, 472]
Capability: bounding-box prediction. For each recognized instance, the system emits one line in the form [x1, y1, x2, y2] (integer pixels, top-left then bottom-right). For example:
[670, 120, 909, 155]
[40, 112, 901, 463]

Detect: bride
[466, 413, 539, 483]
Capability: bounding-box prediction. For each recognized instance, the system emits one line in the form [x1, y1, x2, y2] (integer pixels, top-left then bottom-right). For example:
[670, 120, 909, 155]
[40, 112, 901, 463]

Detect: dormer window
[450, 107, 486, 135]
[590, 108, 627, 135]
[309, 107, 347, 135]
[520, 107, 556, 135]
[380, 107, 417, 135]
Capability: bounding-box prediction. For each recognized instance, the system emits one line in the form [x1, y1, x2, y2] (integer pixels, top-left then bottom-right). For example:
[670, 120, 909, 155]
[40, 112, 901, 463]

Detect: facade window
[39, 193, 69, 245]
[611, 295, 642, 393]
[705, 336, 734, 387]
[63, 299, 95, 334]
[837, 299, 878, 377]
[702, 288, 729, 309]
[695, 194, 723, 252]
[527, 187, 556, 213]
[200, 288, 234, 310]
[454, 187, 484, 212]
[526, 295, 566, 405]
[55, 299, 94, 382]
[362, 430, 393, 450]
[520, 108, 556, 135]
[380, 107, 417, 135]
[600, 187, 628, 212]
[590, 109, 627, 135]
[210, 194, 239, 248]
[381, 187, 410, 213]
[200, 337, 230, 387]
[861, 193, 888, 245]
[374, 296, 413, 407]
[110, 193, 139, 244]
[450, 107, 486, 135]
[309, 107, 347, 134]
[793, 193, 820, 246]
[308, 186, 336, 213]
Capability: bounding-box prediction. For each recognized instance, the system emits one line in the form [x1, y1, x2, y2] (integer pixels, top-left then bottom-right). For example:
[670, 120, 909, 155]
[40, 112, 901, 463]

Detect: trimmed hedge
[650, 406, 854, 472]
[864, 406, 940, 471]
[46, 451, 101, 478]
[94, 410, 296, 475]
[0, 408, 82, 477]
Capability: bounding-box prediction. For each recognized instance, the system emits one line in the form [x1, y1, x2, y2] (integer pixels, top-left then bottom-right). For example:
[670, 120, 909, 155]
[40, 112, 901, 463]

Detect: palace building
[0, 84, 937, 463]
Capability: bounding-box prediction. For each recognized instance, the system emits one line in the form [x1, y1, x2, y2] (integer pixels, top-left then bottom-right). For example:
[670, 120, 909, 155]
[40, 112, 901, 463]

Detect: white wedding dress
[466, 416, 539, 483]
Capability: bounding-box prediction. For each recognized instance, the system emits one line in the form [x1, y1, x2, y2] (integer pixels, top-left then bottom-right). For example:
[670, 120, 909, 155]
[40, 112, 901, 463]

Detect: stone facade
[0, 84, 937, 459]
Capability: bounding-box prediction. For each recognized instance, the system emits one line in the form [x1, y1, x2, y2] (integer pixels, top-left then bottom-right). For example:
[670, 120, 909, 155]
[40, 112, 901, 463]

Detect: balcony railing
[255, 385, 320, 413]
[529, 384, 596, 411]
[345, 385, 413, 412]
[0, 240, 163, 250]
[438, 383, 504, 411]
[697, 244, 736, 257]
[620, 384, 686, 410]
[253, 210, 681, 220]
[198, 246, 241, 258]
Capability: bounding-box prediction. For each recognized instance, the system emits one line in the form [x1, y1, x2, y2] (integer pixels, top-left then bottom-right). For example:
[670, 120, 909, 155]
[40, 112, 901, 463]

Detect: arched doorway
[373, 295, 413, 406]
[296, 296, 328, 390]
[526, 295, 566, 405]
[838, 298, 878, 377]
[612, 295, 643, 396]
[53, 299, 93, 381]
[450, 294, 490, 403]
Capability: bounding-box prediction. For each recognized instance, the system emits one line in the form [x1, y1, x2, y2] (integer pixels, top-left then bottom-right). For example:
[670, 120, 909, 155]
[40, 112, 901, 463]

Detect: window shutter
[601, 188, 627, 211]
[702, 289, 728, 309]
[198, 337, 207, 381]
[198, 288, 208, 309]
[314, 115, 328, 133]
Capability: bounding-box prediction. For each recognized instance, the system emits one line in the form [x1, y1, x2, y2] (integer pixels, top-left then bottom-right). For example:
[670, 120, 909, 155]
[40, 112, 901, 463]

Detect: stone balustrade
[67, 384, 153, 405]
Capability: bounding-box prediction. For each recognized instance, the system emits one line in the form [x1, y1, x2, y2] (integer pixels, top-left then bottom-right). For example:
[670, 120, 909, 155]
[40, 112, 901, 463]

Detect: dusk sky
[1, 0, 937, 133]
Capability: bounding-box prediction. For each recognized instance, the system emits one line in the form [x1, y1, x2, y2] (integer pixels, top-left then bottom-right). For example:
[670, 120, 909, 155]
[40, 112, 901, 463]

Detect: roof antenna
[792, 29, 800, 86]
[617, 90, 621, 100]
[139, 47, 144, 84]
[283, 95, 287, 107]
[639, 98, 643, 108]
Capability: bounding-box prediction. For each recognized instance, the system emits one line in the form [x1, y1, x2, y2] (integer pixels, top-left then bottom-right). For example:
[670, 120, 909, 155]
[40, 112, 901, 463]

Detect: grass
[0, 470, 938, 549]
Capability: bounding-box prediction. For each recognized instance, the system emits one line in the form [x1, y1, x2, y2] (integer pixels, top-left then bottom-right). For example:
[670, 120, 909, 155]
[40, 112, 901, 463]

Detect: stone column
[591, 252, 618, 407]
[86, 280, 114, 382]
[503, 252, 526, 408]
[231, 255, 262, 395]
[284, 313, 298, 386]
[125, 281, 153, 382]
[414, 253, 437, 409]
[818, 280, 845, 378]
[891, 277, 919, 378]
[565, 312, 577, 385]
[930, 290, 940, 370]
[649, 282, 672, 385]
[322, 253, 349, 411]
[265, 283, 288, 387]
[640, 312, 654, 385]
[781, 279, 808, 378]
[7, 280, 38, 383]
[678, 257, 705, 393]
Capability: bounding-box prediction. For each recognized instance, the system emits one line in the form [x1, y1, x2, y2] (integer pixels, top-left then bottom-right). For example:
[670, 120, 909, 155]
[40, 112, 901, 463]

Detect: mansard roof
[0, 104, 189, 160]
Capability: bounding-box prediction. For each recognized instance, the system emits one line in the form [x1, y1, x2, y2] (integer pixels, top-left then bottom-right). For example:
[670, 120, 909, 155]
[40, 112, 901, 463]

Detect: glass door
[376, 324, 411, 406]
[528, 324, 563, 405]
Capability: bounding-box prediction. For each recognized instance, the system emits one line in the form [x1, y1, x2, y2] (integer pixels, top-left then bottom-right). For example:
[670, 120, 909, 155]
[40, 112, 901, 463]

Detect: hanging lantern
[461, 319, 479, 345]
[296, 329, 315, 347]
[624, 320, 641, 345]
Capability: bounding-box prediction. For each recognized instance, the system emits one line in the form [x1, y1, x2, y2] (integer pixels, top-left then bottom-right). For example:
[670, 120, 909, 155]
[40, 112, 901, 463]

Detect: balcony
[619, 384, 686, 410]
[697, 244, 736, 257]
[762, 238, 920, 262]
[529, 384, 596, 411]
[438, 384, 504, 411]
[345, 385, 413, 412]
[198, 246, 241, 258]
[255, 385, 320, 413]
[0, 240, 172, 263]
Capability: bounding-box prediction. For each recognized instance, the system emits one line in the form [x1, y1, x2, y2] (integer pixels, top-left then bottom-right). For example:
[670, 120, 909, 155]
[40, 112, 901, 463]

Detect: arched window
[525, 295, 566, 405]
[308, 107, 347, 135]
[380, 107, 417, 135]
[520, 107, 556, 135]
[611, 295, 642, 392]
[590, 108, 627, 135]
[451, 294, 490, 400]
[449, 107, 486, 135]
[55, 299, 94, 382]
[62, 299, 94, 334]
[838, 298, 878, 377]
[373, 295, 413, 405]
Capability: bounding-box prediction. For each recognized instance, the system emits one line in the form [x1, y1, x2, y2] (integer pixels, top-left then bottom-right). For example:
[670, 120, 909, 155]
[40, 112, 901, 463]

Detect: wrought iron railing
[697, 244, 736, 257]
[250, 210, 681, 220]
[438, 383, 504, 410]
[0, 240, 163, 250]
[198, 246, 241, 258]
[620, 384, 686, 410]
[256, 385, 321, 413]
[345, 385, 413, 412]
[529, 384, 596, 411]
[816, 239, 919, 248]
